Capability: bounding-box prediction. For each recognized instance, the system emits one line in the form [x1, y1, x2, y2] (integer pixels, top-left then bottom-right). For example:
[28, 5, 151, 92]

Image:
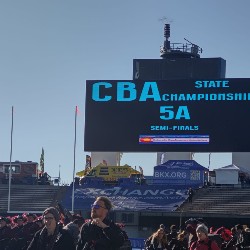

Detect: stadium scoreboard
[84, 79, 250, 152]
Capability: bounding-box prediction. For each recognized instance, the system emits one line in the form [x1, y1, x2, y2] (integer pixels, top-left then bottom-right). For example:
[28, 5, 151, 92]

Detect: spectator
[23, 213, 40, 242]
[168, 224, 178, 250]
[8, 215, 27, 250]
[190, 224, 220, 250]
[168, 224, 178, 240]
[72, 215, 85, 230]
[188, 188, 194, 203]
[76, 196, 125, 250]
[176, 231, 188, 250]
[0, 216, 12, 249]
[27, 207, 75, 250]
[34, 216, 44, 230]
[235, 224, 250, 250]
[186, 223, 198, 247]
[63, 221, 80, 246]
[11, 215, 26, 237]
[145, 228, 168, 250]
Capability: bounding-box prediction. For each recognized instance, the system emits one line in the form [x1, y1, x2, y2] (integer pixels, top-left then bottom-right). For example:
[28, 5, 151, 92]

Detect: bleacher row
[179, 187, 250, 215]
[0, 185, 61, 212]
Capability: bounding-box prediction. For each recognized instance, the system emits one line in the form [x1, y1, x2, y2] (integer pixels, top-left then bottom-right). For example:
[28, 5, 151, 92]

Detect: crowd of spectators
[0, 196, 129, 250]
[0, 210, 85, 249]
[144, 218, 250, 250]
[2, 200, 250, 250]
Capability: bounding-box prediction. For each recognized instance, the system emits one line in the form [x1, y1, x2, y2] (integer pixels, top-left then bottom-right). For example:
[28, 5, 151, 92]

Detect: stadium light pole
[72, 106, 78, 213]
[7, 106, 14, 212]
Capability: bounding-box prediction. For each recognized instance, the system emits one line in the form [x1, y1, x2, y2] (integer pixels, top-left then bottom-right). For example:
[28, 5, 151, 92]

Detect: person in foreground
[190, 224, 220, 250]
[77, 196, 125, 250]
[27, 207, 75, 250]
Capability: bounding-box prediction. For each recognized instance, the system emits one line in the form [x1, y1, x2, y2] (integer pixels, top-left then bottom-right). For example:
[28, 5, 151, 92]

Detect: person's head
[231, 227, 236, 235]
[235, 224, 243, 232]
[91, 196, 112, 220]
[170, 224, 177, 232]
[178, 231, 186, 241]
[14, 215, 26, 226]
[153, 228, 167, 243]
[0, 217, 7, 228]
[43, 207, 60, 235]
[196, 224, 208, 241]
[73, 218, 85, 229]
[26, 213, 36, 223]
[210, 226, 215, 234]
[35, 216, 44, 228]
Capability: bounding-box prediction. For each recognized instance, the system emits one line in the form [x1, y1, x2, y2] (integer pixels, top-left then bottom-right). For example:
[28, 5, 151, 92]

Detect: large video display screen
[84, 79, 250, 152]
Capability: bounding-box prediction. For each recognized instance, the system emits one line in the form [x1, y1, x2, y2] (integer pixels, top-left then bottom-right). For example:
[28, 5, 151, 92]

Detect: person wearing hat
[8, 215, 28, 250]
[23, 213, 40, 242]
[76, 196, 125, 250]
[11, 215, 26, 238]
[190, 224, 220, 250]
[27, 207, 75, 250]
[0, 216, 12, 249]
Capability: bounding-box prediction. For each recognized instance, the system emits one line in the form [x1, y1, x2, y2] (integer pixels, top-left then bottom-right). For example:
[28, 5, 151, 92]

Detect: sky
[0, 0, 249, 184]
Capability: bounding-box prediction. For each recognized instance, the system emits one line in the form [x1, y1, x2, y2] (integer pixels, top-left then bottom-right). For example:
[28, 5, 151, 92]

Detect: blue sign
[62, 185, 188, 211]
[153, 160, 207, 186]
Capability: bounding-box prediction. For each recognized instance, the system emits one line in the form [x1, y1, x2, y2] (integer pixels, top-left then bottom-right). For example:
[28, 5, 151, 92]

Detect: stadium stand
[0, 185, 66, 212]
[178, 186, 250, 214]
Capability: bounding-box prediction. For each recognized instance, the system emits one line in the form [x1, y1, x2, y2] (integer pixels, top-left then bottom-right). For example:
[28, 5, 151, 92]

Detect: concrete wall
[156, 152, 192, 165]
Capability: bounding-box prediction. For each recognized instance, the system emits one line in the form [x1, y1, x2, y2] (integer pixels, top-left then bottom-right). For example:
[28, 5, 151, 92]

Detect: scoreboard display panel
[84, 79, 250, 152]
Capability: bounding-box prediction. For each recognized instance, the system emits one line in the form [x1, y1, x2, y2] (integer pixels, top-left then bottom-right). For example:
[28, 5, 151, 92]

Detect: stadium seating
[179, 186, 250, 214]
[0, 185, 62, 212]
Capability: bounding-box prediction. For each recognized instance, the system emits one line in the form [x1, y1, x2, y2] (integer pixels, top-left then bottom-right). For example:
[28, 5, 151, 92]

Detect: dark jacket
[0, 225, 12, 240]
[0, 226, 12, 249]
[76, 217, 125, 250]
[23, 222, 40, 241]
[145, 236, 168, 250]
[236, 231, 250, 250]
[27, 226, 75, 250]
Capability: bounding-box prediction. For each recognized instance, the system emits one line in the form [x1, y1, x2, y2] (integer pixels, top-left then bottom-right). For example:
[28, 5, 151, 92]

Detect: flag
[76, 106, 80, 114]
[103, 159, 108, 166]
[40, 148, 44, 173]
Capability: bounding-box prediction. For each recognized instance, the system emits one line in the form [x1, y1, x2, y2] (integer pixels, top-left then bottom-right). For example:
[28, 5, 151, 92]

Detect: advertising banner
[62, 186, 188, 211]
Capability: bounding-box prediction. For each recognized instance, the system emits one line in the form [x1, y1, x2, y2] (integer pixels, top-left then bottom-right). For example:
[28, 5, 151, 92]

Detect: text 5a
[160, 106, 190, 120]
